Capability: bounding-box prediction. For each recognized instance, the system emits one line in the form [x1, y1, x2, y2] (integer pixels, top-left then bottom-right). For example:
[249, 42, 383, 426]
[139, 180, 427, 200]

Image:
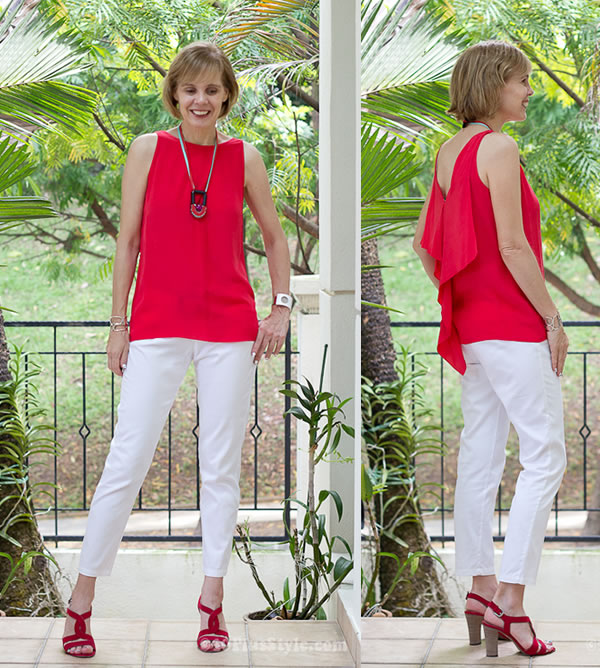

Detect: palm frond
[363, 82, 459, 140]
[361, 2, 462, 93]
[0, 135, 35, 191]
[0, 135, 56, 222]
[361, 0, 465, 138]
[361, 199, 423, 240]
[361, 125, 420, 204]
[0, 82, 97, 138]
[217, 0, 317, 62]
[235, 56, 318, 94]
[0, 6, 97, 136]
[361, 124, 423, 239]
[0, 197, 55, 222]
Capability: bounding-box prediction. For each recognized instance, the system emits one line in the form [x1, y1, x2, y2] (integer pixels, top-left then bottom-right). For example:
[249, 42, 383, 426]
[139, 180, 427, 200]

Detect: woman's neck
[468, 117, 504, 133]
[179, 121, 218, 145]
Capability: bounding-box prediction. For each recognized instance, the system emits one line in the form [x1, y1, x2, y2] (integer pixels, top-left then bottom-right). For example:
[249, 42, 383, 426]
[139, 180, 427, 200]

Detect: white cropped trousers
[453, 340, 566, 585]
[79, 337, 255, 578]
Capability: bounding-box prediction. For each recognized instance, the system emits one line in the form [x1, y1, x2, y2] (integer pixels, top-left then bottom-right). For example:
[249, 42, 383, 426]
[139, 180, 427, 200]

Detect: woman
[413, 41, 568, 658]
[62, 41, 291, 657]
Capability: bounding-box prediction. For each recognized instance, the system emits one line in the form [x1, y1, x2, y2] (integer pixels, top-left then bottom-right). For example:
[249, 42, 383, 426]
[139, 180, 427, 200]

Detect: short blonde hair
[448, 41, 531, 124]
[162, 41, 239, 119]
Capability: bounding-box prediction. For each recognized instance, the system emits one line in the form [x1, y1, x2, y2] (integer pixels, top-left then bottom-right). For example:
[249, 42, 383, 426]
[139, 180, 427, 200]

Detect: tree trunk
[0, 310, 63, 616]
[361, 238, 452, 616]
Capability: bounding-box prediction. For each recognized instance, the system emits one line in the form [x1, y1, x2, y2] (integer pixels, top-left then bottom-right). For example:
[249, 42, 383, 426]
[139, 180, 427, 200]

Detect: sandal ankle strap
[466, 592, 491, 607]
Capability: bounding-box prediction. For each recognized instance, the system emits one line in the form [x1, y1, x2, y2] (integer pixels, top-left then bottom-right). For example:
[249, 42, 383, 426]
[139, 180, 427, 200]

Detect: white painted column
[290, 275, 326, 531]
[319, 0, 361, 628]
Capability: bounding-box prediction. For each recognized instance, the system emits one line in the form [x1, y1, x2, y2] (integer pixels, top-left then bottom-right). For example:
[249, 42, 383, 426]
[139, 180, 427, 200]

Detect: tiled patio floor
[362, 618, 600, 667]
[0, 617, 354, 667]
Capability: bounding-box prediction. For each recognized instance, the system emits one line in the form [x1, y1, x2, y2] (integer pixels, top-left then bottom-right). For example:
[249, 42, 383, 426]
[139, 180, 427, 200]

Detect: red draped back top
[420, 130, 546, 374]
[129, 131, 259, 343]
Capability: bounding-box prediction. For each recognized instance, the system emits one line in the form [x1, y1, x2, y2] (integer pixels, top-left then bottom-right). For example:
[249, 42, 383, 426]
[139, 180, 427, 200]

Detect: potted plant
[235, 345, 354, 620]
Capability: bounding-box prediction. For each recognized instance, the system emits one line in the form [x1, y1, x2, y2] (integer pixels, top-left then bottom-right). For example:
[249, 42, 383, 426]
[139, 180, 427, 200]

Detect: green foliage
[9, 0, 320, 277]
[426, 0, 600, 309]
[361, 125, 422, 239]
[361, 347, 446, 615]
[0, 138, 55, 225]
[0, 0, 96, 229]
[361, 0, 464, 141]
[218, 0, 318, 61]
[0, 348, 59, 608]
[0, 2, 96, 139]
[360, 0, 466, 243]
[235, 346, 353, 620]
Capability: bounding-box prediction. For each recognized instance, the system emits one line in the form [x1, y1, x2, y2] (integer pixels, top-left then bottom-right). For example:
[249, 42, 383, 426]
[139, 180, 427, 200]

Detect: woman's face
[496, 70, 534, 122]
[173, 69, 229, 129]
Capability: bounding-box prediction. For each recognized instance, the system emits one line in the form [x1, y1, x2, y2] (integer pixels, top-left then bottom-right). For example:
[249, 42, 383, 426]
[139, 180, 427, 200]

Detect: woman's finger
[252, 329, 267, 363]
[273, 336, 284, 355]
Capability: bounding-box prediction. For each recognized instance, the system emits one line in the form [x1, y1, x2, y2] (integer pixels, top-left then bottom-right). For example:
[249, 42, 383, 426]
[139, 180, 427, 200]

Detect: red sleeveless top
[129, 131, 259, 343]
[420, 131, 546, 374]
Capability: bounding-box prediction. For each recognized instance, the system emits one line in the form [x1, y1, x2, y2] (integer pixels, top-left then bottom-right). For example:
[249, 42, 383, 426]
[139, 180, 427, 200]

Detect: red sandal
[482, 600, 555, 657]
[465, 592, 509, 645]
[197, 596, 229, 652]
[62, 606, 96, 658]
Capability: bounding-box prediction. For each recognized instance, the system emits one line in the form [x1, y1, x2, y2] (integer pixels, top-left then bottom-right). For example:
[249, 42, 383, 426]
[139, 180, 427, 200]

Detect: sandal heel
[484, 624, 499, 657]
[465, 613, 482, 645]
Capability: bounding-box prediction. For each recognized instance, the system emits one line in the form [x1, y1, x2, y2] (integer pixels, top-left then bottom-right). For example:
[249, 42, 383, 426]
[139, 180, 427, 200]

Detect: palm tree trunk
[0, 310, 63, 616]
[361, 238, 452, 616]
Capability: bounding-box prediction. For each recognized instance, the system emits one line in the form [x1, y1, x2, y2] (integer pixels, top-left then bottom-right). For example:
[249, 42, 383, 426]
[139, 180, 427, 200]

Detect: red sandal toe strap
[531, 637, 555, 655]
[198, 630, 229, 641]
[197, 596, 228, 648]
[63, 607, 96, 656]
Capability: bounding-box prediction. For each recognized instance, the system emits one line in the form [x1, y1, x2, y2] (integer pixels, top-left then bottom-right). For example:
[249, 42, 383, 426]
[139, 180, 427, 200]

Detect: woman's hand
[547, 326, 569, 377]
[252, 306, 290, 364]
[107, 330, 130, 376]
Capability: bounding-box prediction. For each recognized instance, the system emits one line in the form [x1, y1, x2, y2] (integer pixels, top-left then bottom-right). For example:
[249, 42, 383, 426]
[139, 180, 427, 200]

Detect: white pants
[79, 338, 255, 578]
[454, 340, 566, 585]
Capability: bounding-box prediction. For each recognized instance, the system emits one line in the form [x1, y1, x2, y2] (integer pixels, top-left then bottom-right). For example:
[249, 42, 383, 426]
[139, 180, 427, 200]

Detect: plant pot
[244, 610, 283, 621]
[370, 608, 392, 617]
[244, 610, 317, 621]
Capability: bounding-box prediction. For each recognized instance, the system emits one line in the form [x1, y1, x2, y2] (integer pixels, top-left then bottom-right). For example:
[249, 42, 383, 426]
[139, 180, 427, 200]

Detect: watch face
[276, 294, 292, 307]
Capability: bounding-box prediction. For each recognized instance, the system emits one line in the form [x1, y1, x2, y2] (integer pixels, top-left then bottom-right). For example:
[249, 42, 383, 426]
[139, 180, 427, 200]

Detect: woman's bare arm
[107, 133, 157, 376]
[484, 133, 568, 375]
[412, 187, 439, 289]
[244, 142, 291, 363]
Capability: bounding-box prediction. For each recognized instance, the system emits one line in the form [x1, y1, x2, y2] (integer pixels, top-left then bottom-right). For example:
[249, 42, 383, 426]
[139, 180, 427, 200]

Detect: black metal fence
[4, 321, 296, 544]
[391, 320, 600, 544]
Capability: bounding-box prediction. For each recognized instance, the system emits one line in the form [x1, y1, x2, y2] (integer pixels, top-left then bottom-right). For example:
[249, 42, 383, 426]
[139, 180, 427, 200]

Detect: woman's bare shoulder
[242, 140, 262, 161]
[128, 132, 158, 158]
[480, 131, 519, 159]
[123, 133, 159, 180]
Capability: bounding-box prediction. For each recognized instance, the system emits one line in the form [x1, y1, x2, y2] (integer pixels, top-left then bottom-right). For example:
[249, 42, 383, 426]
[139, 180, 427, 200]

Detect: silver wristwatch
[274, 293, 293, 309]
